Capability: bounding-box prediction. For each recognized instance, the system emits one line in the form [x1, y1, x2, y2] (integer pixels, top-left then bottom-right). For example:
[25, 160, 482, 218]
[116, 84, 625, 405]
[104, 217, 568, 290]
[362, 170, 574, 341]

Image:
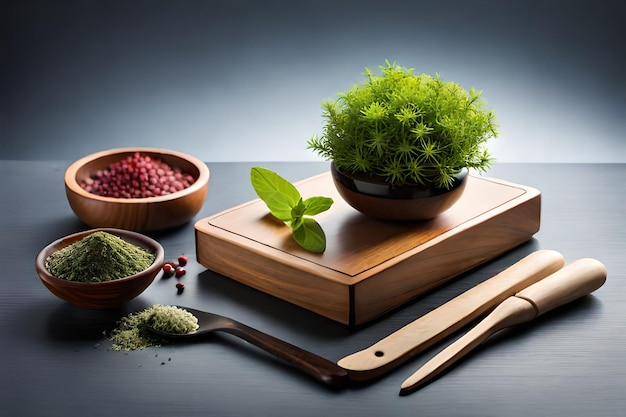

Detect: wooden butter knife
[399, 257, 607, 395]
[338, 249, 565, 381]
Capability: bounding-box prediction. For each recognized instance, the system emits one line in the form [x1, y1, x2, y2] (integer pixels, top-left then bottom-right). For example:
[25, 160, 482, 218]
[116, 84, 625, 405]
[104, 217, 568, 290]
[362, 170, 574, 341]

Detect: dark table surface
[1, 161, 624, 417]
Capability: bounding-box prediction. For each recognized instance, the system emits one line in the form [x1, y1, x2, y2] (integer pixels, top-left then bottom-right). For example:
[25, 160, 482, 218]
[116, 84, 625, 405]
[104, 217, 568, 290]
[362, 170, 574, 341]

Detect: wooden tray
[195, 173, 541, 325]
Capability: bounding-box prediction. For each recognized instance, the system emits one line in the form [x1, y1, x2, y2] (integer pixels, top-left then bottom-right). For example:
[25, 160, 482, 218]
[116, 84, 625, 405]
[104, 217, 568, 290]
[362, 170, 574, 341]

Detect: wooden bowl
[36, 228, 165, 309]
[65, 148, 210, 232]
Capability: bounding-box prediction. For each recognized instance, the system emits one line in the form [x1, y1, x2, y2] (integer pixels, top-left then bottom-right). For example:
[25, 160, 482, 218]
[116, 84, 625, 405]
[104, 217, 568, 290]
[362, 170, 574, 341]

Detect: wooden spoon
[148, 306, 349, 388]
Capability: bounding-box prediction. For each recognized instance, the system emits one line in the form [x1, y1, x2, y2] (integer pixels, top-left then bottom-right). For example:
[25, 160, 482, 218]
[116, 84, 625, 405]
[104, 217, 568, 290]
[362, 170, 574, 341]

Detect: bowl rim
[64, 147, 210, 203]
[331, 162, 468, 199]
[36, 227, 165, 287]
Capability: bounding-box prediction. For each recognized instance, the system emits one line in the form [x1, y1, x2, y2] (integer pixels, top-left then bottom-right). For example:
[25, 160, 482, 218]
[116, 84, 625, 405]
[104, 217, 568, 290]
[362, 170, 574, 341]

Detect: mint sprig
[251, 167, 333, 253]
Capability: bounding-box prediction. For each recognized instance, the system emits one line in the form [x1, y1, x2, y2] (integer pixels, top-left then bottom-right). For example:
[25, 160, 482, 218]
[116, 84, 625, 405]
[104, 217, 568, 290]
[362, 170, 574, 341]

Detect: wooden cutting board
[195, 172, 541, 326]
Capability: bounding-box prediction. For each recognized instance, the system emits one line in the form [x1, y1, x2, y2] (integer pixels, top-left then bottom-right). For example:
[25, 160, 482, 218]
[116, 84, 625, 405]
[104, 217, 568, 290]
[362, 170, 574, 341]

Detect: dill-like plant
[308, 61, 499, 188]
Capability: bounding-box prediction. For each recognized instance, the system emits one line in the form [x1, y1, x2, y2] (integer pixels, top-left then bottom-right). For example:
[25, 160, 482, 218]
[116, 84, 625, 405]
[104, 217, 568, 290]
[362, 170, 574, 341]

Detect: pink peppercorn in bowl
[36, 228, 165, 309]
[64, 148, 210, 232]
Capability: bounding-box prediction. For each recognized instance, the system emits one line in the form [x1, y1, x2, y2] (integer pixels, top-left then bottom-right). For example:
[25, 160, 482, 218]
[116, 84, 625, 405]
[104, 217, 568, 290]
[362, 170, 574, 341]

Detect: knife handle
[337, 249, 565, 380]
[516, 258, 607, 316]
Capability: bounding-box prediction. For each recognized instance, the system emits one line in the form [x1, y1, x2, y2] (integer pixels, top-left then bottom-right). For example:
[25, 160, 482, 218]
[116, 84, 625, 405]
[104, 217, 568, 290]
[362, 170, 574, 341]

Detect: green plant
[250, 167, 333, 253]
[308, 61, 499, 188]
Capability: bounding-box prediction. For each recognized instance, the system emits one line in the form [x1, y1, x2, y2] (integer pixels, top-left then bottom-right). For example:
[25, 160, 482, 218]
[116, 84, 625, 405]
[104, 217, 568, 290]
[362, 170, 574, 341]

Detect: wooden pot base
[195, 173, 541, 326]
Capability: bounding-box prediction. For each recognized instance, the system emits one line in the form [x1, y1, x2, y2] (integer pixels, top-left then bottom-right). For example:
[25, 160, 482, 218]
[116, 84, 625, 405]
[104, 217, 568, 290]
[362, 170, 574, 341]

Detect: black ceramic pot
[330, 163, 468, 221]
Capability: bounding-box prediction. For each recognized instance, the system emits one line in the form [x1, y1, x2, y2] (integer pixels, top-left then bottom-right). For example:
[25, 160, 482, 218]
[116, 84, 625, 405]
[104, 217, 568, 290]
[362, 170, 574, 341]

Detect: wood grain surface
[196, 173, 540, 324]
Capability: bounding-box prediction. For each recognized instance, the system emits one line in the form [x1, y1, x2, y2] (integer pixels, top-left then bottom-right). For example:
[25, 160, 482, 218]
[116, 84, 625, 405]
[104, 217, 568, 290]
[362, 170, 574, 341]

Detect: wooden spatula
[338, 250, 565, 381]
[399, 257, 607, 395]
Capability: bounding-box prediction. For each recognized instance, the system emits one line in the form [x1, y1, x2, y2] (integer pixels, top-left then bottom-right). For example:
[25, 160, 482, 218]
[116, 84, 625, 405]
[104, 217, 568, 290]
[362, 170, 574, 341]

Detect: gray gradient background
[3, 0, 625, 163]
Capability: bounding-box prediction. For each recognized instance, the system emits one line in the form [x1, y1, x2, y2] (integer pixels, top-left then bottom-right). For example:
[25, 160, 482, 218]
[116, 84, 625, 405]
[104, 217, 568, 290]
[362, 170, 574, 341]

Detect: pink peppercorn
[80, 152, 196, 198]
[162, 263, 175, 276]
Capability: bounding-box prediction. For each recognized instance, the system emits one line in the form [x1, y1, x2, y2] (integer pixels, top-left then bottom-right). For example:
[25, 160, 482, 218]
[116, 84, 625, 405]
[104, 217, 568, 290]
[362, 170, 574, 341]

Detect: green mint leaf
[250, 167, 333, 253]
[303, 196, 334, 216]
[258, 192, 294, 222]
[251, 167, 301, 222]
[292, 218, 326, 253]
[290, 198, 305, 229]
[291, 198, 306, 217]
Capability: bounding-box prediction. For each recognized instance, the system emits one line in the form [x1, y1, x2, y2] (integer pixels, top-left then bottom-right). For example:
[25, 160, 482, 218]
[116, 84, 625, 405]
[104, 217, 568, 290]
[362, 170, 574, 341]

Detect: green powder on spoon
[109, 304, 199, 351]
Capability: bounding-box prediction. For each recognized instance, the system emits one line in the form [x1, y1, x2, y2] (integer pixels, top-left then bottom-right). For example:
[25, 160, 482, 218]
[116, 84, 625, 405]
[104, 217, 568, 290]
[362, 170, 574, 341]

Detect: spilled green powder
[45, 231, 155, 282]
[109, 304, 199, 351]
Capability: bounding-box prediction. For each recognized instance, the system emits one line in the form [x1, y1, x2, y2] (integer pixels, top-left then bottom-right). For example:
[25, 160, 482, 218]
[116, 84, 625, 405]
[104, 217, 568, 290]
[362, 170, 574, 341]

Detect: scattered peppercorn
[162, 263, 174, 276]
[80, 152, 196, 198]
[175, 267, 186, 278]
[177, 255, 188, 266]
[175, 282, 185, 293]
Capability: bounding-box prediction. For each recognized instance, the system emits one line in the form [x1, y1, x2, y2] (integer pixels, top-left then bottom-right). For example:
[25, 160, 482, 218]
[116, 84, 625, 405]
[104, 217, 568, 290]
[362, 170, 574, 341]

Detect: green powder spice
[109, 304, 199, 351]
[45, 231, 155, 282]
[148, 305, 199, 335]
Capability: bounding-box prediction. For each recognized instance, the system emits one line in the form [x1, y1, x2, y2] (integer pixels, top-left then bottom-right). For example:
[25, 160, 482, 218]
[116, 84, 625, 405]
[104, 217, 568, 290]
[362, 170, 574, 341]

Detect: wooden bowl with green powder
[36, 228, 165, 309]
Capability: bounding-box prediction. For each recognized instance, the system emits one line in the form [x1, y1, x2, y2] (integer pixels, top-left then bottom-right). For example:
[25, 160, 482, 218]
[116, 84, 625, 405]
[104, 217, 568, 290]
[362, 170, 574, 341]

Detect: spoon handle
[222, 321, 349, 388]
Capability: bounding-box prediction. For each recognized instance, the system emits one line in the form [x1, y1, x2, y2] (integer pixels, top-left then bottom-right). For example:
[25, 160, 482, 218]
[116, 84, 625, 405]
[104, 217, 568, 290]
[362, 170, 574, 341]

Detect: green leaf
[251, 167, 301, 221]
[292, 218, 327, 253]
[290, 198, 306, 229]
[303, 196, 334, 216]
[250, 167, 333, 253]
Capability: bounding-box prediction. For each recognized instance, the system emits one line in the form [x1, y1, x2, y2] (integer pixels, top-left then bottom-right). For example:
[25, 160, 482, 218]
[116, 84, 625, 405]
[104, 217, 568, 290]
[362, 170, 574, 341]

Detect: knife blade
[399, 257, 607, 395]
[338, 249, 565, 381]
